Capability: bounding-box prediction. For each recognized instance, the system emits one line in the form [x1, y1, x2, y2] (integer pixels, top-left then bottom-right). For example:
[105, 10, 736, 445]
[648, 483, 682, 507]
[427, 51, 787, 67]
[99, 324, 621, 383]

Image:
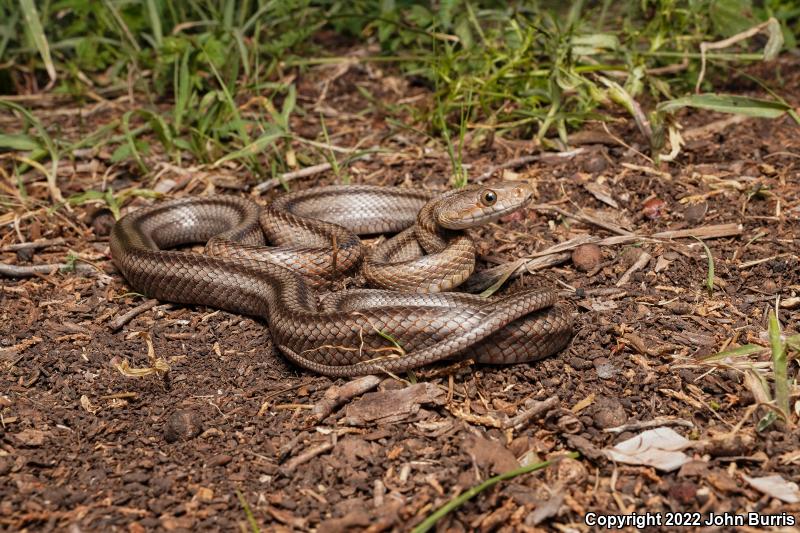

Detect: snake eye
[480, 190, 497, 206]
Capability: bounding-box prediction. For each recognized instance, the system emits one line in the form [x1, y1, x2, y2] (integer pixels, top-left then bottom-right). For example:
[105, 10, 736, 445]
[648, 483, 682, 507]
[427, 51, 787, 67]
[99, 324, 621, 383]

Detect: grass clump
[1, 0, 798, 184]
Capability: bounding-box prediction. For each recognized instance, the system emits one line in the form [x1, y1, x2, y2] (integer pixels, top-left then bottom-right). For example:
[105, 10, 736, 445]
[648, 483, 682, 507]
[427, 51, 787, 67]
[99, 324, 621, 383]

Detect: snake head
[435, 181, 534, 230]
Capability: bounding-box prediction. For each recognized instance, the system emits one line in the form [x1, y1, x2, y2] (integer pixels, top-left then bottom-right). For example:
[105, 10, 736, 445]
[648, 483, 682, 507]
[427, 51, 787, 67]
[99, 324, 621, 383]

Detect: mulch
[1, 54, 799, 532]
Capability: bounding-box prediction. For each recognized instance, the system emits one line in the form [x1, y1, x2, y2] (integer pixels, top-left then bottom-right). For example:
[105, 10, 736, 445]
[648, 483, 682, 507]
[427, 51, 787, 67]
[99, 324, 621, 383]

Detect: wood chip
[651, 223, 742, 239]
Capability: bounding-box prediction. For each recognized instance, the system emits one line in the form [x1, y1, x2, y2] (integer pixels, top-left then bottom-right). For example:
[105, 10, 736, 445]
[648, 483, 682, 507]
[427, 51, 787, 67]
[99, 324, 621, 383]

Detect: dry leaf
[742, 474, 800, 503]
[604, 427, 692, 471]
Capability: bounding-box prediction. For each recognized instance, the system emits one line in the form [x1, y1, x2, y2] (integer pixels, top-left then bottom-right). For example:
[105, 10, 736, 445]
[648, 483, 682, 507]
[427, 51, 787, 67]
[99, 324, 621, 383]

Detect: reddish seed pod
[642, 197, 666, 220]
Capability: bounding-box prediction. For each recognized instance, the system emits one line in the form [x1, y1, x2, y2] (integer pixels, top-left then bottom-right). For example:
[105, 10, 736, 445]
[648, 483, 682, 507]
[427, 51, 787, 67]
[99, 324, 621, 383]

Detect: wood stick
[0, 262, 97, 278]
[531, 204, 634, 236]
[651, 223, 742, 239]
[1, 238, 66, 252]
[475, 148, 585, 182]
[108, 299, 163, 331]
[311, 375, 382, 422]
[616, 251, 653, 287]
[503, 396, 559, 430]
[281, 441, 334, 473]
[252, 153, 374, 194]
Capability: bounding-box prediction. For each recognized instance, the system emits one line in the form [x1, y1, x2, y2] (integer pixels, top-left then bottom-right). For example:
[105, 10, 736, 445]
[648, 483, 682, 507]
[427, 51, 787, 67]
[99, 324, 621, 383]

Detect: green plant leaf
[701, 343, 766, 361]
[145, 0, 163, 47]
[19, 0, 56, 84]
[0, 133, 40, 151]
[768, 310, 789, 418]
[657, 94, 791, 118]
[710, 0, 757, 37]
[212, 129, 285, 167]
[572, 33, 619, 55]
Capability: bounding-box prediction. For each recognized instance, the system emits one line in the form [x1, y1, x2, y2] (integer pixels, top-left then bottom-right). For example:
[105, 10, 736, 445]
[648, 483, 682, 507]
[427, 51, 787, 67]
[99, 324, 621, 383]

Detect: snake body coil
[110, 184, 572, 376]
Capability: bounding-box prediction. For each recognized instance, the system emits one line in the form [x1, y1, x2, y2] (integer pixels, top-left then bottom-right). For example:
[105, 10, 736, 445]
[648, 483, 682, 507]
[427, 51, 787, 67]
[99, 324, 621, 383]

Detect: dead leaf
[604, 427, 692, 471]
[742, 474, 800, 503]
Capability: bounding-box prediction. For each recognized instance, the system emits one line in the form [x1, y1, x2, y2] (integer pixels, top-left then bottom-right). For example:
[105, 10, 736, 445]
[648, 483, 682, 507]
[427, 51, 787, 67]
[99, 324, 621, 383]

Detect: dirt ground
[1, 54, 799, 532]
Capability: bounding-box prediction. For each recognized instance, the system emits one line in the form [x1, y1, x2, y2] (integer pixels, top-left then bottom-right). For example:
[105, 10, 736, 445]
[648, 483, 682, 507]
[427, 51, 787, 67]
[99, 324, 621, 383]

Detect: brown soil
[1, 55, 799, 532]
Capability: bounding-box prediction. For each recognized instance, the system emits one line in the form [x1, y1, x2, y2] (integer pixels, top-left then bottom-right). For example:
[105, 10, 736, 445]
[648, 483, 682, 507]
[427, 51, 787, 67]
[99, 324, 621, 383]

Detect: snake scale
[110, 183, 572, 376]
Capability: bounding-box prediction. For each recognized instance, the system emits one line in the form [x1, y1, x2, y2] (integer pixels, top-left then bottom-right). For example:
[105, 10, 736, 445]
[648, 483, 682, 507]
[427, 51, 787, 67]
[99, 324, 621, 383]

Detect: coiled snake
[110, 182, 572, 376]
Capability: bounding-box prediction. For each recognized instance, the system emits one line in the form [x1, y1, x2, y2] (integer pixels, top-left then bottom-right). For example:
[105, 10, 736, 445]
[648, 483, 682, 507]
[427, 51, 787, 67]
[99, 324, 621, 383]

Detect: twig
[252, 153, 373, 194]
[108, 299, 162, 331]
[311, 375, 381, 422]
[503, 396, 559, 430]
[0, 262, 97, 278]
[475, 148, 585, 182]
[257, 380, 319, 416]
[0, 238, 66, 252]
[475, 155, 540, 182]
[531, 204, 634, 236]
[616, 251, 652, 287]
[603, 417, 695, 434]
[738, 253, 793, 269]
[651, 223, 742, 239]
[696, 19, 778, 93]
[253, 162, 335, 193]
[282, 441, 334, 473]
[620, 162, 671, 180]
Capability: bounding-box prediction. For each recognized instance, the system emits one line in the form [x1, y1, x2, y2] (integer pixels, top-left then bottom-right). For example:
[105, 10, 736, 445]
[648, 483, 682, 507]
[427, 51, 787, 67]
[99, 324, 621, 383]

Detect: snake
[109, 183, 572, 376]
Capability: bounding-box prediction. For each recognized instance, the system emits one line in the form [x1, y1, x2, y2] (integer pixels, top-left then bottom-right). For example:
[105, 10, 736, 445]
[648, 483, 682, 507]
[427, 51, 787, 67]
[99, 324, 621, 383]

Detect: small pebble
[592, 397, 627, 429]
[582, 154, 608, 174]
[164, 409, 203, 443]
[572, 243, 602, 272]
[683, 201, 708, 224]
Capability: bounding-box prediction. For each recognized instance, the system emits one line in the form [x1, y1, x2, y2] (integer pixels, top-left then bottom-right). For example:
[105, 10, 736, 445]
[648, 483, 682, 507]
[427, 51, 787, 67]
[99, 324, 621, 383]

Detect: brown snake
[110, 183, 572, 376]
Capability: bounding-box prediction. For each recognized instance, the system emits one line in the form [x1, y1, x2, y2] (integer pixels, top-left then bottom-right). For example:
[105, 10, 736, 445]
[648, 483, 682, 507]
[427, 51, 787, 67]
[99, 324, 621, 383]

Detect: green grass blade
[0, 99, 61, 202]
[173, 49, 191, 133]
[145, 0, 163, 47]
[0, 133, 40, 151]
[0, 10, 20, 60]
[121, 111, 148, 173]
[657, 94, 791, 118]
[236, 490, 260, 533]
[19, 0, 56, 84]
[413, 452, 579, 533]
[692, 236, 714, 295]
[768, 310, 789, 418]
[212, 129, 285, 167]
[702, 344, 766, 362]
